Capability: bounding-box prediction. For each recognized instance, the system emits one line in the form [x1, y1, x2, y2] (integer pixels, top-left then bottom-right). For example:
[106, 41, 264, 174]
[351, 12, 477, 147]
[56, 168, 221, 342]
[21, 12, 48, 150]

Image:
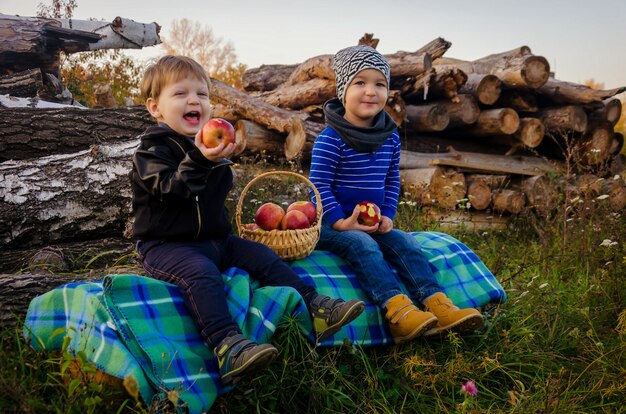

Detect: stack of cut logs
[208, 34, 626, 229]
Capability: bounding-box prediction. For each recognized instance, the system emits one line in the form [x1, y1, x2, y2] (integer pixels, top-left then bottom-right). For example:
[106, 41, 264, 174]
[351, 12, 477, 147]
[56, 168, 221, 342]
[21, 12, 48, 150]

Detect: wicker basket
[235, 171, 322, 261]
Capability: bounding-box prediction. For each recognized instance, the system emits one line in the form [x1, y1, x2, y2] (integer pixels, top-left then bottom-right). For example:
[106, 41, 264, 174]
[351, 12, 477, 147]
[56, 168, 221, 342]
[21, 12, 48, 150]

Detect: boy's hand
[332, 205, 379, 233]
[374, 216, 394, 234]
[194, 130, 235, 162]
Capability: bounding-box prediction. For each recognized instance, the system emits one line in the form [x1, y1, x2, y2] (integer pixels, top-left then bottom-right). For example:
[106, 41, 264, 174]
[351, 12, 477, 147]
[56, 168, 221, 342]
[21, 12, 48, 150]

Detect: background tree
[161, 18, 247, 90]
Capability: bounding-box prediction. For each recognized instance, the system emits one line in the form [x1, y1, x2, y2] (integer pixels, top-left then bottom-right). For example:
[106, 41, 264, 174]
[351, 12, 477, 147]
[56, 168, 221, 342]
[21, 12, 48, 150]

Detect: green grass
[1, 166, 625, 413]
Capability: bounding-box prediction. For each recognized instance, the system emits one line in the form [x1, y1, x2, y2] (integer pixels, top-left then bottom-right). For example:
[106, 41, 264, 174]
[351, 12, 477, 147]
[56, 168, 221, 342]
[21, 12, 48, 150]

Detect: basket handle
[235, 170, 323, 232]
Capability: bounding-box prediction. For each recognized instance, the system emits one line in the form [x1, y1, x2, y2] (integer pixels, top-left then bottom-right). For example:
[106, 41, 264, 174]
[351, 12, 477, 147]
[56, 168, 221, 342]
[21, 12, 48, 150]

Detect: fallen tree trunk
[210, 78, 307, 160]
[242, 63, 299, 92]
[458, 108, 520, 136]
[234, 119, 304, 160]
[537, 77, 626, 105]
[404, 103, 450, 131]
[510, 175, 557, 217]
[537, 105, 588, 132]
[496, 89, 539, 113]
[0, 140, 136, 250]
[259, 77, 336, 109]
[438, 94, 480, 128]
[0, 68, 43, 97]
[492, 189, 526, 214]
[0, 106, 151, 161]
[465, 179, 492, 210]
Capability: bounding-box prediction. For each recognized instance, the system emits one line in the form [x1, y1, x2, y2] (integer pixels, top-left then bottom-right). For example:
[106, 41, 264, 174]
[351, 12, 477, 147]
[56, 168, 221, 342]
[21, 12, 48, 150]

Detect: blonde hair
[140, 55, 211, 101]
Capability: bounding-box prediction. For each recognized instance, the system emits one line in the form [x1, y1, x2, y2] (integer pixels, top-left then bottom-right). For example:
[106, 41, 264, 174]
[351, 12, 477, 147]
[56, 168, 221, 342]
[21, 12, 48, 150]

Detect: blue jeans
[317, 223, 441, 307]
[137, 235, 316, 348]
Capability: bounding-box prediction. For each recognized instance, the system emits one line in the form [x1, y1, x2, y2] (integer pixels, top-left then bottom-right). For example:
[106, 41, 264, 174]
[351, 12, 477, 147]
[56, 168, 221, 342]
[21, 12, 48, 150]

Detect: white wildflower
[596, 194, 609, 200]
[600, 239, 618, 247]
[539, 283, 549, 289]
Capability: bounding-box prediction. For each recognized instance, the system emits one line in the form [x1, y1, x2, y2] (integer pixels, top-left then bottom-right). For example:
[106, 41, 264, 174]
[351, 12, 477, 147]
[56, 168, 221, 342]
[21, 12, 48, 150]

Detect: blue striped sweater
[309, 126, 401, 225]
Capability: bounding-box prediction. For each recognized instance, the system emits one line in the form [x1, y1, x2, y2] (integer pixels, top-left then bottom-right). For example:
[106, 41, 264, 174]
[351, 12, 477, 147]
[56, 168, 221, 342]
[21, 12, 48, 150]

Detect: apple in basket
[201, 118, 236, 148]
[281, 209, 310, 230]
[356, 201, 381, 226]
[254, 202, 285, 230]
[286, 201, 316, 225]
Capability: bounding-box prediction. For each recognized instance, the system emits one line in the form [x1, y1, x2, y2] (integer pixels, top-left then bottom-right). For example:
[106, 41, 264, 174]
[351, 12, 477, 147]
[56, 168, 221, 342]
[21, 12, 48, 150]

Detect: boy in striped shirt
[309, 45, 483, 343]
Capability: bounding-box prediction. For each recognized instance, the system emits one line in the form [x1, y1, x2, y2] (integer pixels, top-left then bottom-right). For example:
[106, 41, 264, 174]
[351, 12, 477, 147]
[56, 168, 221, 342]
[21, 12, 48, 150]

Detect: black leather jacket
[130, 124, 233, 241]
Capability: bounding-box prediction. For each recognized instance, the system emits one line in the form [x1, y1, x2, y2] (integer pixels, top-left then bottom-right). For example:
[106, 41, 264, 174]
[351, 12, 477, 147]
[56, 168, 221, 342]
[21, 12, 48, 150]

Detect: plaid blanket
[24, 231, 505, 413]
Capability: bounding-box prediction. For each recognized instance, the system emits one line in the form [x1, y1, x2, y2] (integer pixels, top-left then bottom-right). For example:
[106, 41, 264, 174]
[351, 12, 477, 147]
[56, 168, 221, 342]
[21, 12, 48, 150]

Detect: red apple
[201, 118, 236, 148]
[254, 202, 285, 230]
[280, 210, 310, 230]
[356, 201, 381, 226]
[286, 201, 317, 225]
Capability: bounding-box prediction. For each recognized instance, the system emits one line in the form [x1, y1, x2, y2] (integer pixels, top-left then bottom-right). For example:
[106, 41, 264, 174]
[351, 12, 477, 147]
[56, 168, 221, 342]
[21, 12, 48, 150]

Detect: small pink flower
[461, 380, 478, 396]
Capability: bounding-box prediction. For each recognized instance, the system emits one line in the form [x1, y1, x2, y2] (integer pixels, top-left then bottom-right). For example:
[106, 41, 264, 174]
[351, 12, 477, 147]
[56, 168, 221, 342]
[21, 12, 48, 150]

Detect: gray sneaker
[309, 295, 365, 343]
[214, 332, 278, 385]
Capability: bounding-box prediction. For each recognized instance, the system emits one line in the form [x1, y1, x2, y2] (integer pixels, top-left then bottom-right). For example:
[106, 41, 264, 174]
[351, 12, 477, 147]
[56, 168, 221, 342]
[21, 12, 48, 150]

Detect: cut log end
[467, 181, 491, 210]
[500, 108, 521, 135]
[284, 118, 306, 160]
[521, 55, 550, 89]
[517, 118, 545, 148]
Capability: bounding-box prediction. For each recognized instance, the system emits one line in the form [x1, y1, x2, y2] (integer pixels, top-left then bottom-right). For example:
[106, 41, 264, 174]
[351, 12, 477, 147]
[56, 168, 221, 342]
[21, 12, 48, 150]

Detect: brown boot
[385, 294, 438, 344]
[422, 292, 483, 337]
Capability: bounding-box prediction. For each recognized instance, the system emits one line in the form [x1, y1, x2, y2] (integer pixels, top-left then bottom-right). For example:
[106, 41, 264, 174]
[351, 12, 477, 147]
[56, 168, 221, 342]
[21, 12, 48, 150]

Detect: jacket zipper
[195, 195, 202, 239]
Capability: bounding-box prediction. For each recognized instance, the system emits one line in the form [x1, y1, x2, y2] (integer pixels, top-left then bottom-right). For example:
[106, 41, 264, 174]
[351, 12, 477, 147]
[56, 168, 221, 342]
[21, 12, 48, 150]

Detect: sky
[3, 0, 626, 89]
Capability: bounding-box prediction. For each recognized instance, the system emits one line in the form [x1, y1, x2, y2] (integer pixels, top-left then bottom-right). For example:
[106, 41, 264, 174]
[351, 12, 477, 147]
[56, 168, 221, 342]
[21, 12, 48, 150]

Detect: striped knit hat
[333, 45, 390, 103]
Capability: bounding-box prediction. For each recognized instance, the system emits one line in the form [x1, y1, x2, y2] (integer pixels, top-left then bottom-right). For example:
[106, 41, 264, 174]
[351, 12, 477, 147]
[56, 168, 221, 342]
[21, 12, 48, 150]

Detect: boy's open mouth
[184, 111, 200, 122]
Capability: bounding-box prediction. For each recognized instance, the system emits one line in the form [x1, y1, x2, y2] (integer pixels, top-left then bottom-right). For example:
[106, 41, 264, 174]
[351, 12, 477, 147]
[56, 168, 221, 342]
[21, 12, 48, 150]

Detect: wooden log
[0, 140, 136, 250]
[93, 83, 117, 108]
[466, 173, 510, 190]
[465, 180, 491, 210]
[605, 178, 626, 211]
[284, 55, 334, 85]
[437, 94, 480, 128]
[459, 74, 502, 105]
[400, 167, 466, 209]
[588, 98, 622, 126]
[211, 103, 238, 122]
[0, 68, 43, 97]
[610, 132, 624, 156]
[575, 121, 614, 165]
[511, 175, 557, 217]
[476, 117, 545, 149]
[234, 119, 304, 161]
[492, 189, 526, 214]
[242, 63, 299, 92]
[415, 37, 452, 61]
[536, 77, 626, 105]
[496, 89, 539, 112]
[259, 78, 335, 109]
[385, 90, 407, 127]
[420, 206, 509, 231]
[0, 271, 101, 326]
[404, 103, 449, 132]
[0, 106, 152, 161]
[461, 108, 520, 135]
[434, 46, 550, 89]
[399, 149, 561, 176]
[210, 78, 307, 160]
[536, 105, 588, 132]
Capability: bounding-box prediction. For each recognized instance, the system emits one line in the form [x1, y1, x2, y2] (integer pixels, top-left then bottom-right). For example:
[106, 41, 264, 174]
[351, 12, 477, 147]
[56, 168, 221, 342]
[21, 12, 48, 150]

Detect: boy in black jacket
[130, 55, 364, 385]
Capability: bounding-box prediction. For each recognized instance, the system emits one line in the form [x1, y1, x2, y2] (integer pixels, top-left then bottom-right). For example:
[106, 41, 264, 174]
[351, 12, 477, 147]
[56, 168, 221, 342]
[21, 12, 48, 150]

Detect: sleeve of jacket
[132, 144, 231, 202]
[309, 132, 346, 225]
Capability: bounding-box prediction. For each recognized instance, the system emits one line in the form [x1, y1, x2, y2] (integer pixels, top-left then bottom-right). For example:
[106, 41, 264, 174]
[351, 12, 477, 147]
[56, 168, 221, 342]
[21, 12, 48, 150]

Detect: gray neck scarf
[323, 99, 397, 153]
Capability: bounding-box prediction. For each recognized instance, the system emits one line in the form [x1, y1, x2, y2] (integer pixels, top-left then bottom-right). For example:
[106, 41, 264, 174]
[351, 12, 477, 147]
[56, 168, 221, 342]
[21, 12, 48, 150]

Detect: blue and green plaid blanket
[24, 232, 505, 413]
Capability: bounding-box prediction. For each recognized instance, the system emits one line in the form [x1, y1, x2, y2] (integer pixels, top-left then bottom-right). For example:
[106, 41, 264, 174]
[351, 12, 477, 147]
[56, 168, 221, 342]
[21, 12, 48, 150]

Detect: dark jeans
[137, 235, 316, 348]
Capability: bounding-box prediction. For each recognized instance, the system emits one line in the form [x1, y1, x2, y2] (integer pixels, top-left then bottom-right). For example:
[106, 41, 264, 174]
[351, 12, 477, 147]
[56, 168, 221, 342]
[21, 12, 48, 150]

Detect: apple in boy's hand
[281, 209, 310, 230]
[286, 201, 316, 225]
[356, 201, 381, 226]
[201, 118, 235, 148]
[254, 203, 285, 230]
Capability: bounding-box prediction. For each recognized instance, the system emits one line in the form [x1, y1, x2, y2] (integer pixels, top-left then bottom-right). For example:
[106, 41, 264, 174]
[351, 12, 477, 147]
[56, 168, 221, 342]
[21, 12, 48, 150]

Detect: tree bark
[460, 108, 520, 136]
[242, 63, 299, 92]
[536, 77, 626, 105]
[404, 103, 450, 131]
[0, 140, 136, 250]
[492, 189, 526, 214]
[496, 89, 539, 113]
[259, 78, 335, 109]
[434, 46, 550, 89]
[234, 119, 304, 161]
[536, 105, 588, 132]
[210, 78, 308, 160]
[0, 106, 152, 161]
[0, 68, 43, 97]
[510, 175, 557, 217]
[476, 118, 545, 149]
[399, 149, 561, 176]
[284, 55, 335, 85]
[459, 74, 502, 105]
[437, 94, 480, 128]
[400, 167, 466, 209]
